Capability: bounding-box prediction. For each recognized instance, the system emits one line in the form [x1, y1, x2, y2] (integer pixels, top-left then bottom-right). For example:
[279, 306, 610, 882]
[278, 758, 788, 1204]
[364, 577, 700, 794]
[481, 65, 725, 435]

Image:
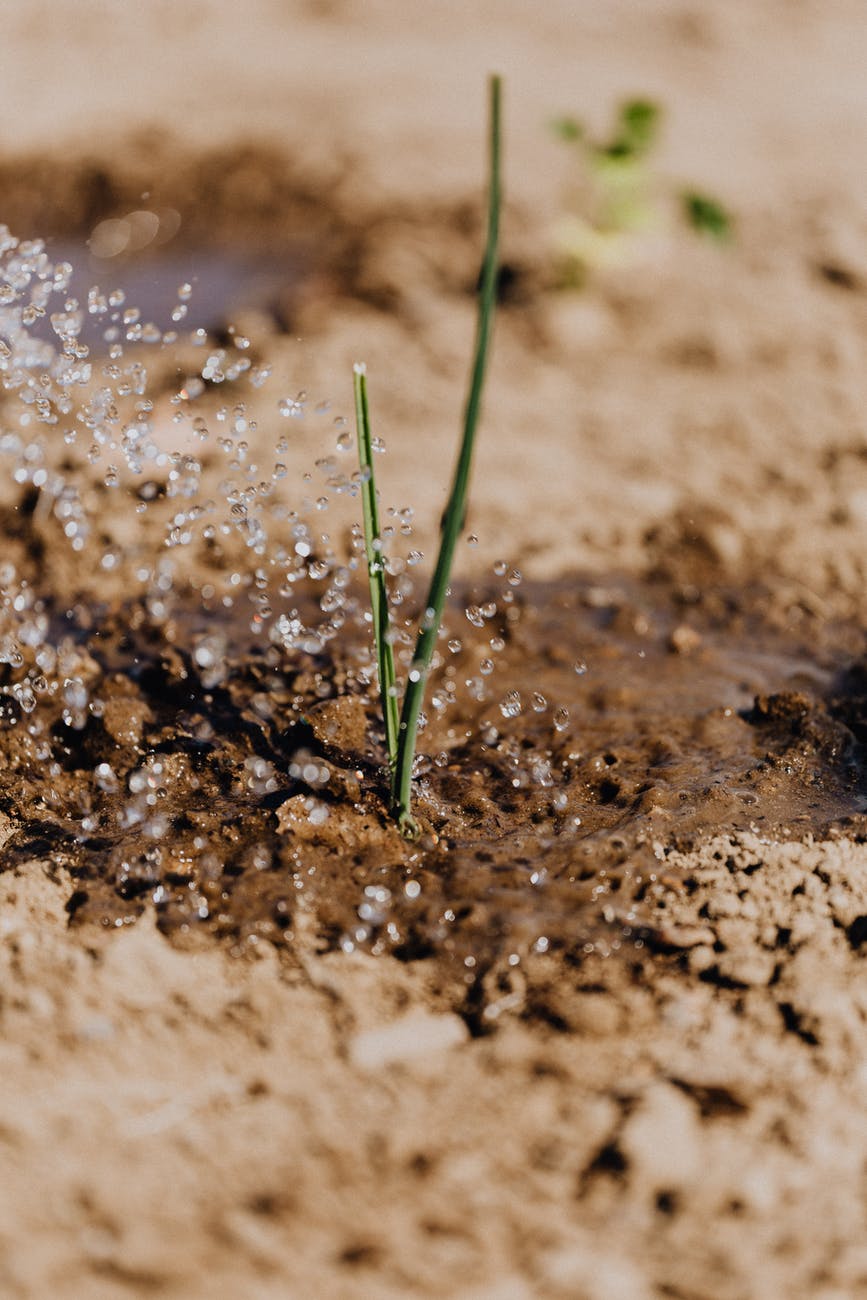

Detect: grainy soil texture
[3, 3, 867, 1298]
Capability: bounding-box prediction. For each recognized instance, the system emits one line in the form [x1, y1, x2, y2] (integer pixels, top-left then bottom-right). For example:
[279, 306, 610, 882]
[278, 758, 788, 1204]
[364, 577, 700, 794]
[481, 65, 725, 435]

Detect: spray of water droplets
[0, 229, 581, 904]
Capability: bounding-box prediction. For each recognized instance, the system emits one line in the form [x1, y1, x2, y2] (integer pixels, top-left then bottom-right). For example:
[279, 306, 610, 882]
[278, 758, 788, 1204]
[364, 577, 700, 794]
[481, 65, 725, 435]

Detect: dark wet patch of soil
[1, 567, 866, 980]
[0, 136, 494, 341]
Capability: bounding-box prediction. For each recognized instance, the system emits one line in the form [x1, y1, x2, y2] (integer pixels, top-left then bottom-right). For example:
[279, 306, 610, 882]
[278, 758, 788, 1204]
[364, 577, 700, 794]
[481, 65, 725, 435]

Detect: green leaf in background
[682, 191, 733, 242]
[550, 115, 583, 143]
[605, 98, 660, 160]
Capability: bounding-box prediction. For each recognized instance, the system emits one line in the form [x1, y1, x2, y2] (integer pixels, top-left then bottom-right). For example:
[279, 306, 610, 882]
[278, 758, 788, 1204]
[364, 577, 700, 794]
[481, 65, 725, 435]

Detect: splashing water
[0, 228, 573, 847]
[1, 227, 861, 985]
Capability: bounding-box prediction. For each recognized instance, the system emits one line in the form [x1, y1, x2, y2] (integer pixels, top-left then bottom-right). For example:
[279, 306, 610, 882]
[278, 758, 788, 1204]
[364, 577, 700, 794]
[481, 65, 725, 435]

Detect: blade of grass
[392, 74, 502, 837]
[353, 361, 399, 774]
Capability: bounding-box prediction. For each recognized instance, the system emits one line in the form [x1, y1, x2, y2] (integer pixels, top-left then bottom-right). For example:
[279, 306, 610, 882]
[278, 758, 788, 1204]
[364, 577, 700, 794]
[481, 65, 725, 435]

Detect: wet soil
[1, 136, 489, 342]
[4, 549, 867, 1003]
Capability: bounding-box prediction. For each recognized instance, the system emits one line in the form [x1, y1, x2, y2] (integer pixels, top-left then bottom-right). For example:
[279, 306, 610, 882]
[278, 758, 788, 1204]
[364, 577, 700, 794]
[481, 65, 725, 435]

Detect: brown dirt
[4, 4, 867, 1298]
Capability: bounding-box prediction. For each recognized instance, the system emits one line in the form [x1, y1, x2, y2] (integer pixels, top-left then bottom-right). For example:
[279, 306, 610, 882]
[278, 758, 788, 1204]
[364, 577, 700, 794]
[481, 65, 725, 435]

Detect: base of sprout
[395, 807, 420, 841]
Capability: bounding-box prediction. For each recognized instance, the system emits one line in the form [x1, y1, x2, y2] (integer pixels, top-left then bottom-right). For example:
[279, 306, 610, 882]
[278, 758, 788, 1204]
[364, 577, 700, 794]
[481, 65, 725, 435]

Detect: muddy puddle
[1, 560, 866, 980]
[42, 241, 305, 344]
[3, 224, 867, 988]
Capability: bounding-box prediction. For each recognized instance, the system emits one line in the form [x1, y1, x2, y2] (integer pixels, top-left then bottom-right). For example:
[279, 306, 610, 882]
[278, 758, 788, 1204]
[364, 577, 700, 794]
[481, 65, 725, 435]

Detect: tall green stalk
[352, 76, 502, 836]
[391, 74, 502, 836]
[353, 362, 399, 773]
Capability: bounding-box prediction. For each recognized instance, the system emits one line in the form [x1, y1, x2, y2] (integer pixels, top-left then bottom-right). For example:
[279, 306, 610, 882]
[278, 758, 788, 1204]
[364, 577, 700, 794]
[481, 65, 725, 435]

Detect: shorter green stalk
[353, 362, 399, 774]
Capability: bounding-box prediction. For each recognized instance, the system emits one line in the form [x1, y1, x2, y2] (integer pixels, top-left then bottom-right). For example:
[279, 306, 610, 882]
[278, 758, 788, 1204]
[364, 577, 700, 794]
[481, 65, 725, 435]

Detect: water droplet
[94, 762, 119, 793]
[500, 690, 522, 719]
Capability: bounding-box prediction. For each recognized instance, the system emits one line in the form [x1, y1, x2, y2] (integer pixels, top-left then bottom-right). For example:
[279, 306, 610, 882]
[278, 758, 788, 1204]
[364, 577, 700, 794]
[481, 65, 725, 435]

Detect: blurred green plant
[681, 190, 732, 242]
[551, 98, 732, 285]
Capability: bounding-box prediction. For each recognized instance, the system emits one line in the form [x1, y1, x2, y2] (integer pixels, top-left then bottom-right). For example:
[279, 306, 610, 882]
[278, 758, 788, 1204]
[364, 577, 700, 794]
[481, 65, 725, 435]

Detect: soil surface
[4, 3, 867, 1298]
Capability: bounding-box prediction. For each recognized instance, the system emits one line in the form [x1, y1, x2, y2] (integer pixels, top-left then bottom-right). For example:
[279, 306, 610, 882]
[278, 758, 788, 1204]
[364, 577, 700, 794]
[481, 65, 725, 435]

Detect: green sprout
[353, 74, 502, 838]
[353, 361, 399, 777]
[551, 97, 732, 282]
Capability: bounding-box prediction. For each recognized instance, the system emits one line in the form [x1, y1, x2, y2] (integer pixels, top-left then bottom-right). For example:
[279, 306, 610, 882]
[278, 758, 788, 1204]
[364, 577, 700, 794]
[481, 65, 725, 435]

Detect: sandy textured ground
[3, 2, 867, 1297]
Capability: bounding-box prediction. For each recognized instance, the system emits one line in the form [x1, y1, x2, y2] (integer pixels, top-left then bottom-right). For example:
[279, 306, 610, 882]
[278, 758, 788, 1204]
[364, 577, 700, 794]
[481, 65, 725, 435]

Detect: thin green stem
[391, 74, 502, 837]
[353, 362, 399, 773]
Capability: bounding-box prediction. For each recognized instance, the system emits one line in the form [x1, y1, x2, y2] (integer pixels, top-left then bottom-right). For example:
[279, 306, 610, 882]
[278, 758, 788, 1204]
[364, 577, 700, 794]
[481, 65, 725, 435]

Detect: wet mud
[2, 555, 865, 982]
[2, 180, 867, 999]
